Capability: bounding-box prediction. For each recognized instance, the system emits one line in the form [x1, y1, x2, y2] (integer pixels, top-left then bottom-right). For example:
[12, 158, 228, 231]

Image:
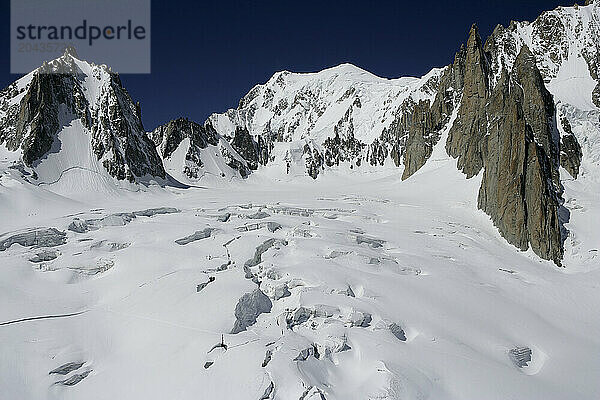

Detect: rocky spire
[446, 24, 490, 178]
[468, 45, 564, 265]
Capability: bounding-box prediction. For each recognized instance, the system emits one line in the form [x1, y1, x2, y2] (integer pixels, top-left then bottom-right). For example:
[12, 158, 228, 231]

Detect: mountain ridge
[1, 1, 599, 267]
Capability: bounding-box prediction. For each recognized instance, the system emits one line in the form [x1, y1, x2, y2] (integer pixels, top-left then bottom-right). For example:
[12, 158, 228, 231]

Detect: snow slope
[1, 2, 600, 400]
[1, 143, 600, 399]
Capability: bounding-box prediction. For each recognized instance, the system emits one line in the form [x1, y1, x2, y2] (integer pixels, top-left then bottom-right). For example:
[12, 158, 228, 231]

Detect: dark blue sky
[1, 0, 574, 130]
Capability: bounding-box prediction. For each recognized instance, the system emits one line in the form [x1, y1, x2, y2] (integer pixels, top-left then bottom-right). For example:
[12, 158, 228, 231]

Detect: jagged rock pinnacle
[63, 46, 79, 59]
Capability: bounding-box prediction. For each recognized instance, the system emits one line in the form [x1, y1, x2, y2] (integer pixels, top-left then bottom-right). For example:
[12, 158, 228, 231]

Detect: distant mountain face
[0, 47, 165, 184]
[205, 2, 598, 182]
[1, 1, 599, 265]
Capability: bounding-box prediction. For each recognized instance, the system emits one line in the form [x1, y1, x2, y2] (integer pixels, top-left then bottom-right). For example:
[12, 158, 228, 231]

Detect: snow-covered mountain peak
[0, 51, 165, 196]
[486, 1, 600, 109]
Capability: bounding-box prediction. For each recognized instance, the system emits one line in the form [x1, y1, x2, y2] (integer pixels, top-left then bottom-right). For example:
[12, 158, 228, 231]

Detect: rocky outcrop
[559, 117, 583, 178]
[91, 72, 165, 181]
[446, 24, 490, 178]
[400, 45, 466, 179]
[446, 26, 565, 265]
[10, 73, 85, 167]
[323, 130, 365, 169]
[151, 118, 218, 158]
[303, 142, 324, 179]
[151, 118, 219, 179]
[230, 127, 260, 170]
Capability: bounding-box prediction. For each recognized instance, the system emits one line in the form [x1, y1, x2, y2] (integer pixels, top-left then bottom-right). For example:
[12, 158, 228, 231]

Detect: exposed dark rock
[151, 118, 219, 179]
[446, 24, 490, 178]
[230, 127, 260, 170]
[0, 228, 66, 251]
[304, 142, 324, 179]
[402, 52, 464, 179]
[287, 307, 312, 328]
[559, 117, 582, 178]
[91, 73, 166, 181]
[477, 46, 563, 266]
[293, 345, 320, 361]
[231, 289, 273, 334]
[323, 129, 365, 168]
[219, 139, 252, 178]
[441, 24, 566, 266]
[260, 381, 275, 400]
[262, 349, 273, 367]
[197, 276, 216, 292]
[593, 82, 600, 108]
[351, 312, 372, 327]
[345, 286, 355, 297]
[272, 284, 291, 300]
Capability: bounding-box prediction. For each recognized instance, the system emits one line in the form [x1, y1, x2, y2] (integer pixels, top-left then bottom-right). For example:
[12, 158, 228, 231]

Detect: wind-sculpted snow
[29, 250, 60, 263]
[0, 228, 66, 251]
[1, 171, 600, 399]
[49, 362, 85, 376]
[175, 228, 216, 245]
[54, 370, 92, 386]
[69, 208, 180, 233]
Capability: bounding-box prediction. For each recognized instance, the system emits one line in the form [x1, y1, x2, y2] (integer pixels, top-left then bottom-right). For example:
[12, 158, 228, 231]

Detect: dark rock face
[303, 142, 324, 179]
[151, 118, 218, 179]
[478, 47, 563, 266]
[151, 118, 218, 158]
[560, 117, 583, 178]
[593, 83, 600, 108]
[401, 46, 465, 179]
[230, 127, 260, 170]
[11, 72, 85, 167]
[323, 130, 366, 169]
[49, 362, 85, 376]
[389, 323, 407, 341]
[152, 118, 253, 179]
[445, 25, 565, 266]
[91, 73, 165, 181]
[446, 24, 490, 178]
